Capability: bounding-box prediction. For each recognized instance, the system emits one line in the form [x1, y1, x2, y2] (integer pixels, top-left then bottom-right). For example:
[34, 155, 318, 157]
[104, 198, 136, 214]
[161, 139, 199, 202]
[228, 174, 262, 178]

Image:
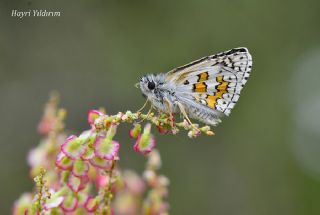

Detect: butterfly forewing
[170, 48, 252, 116]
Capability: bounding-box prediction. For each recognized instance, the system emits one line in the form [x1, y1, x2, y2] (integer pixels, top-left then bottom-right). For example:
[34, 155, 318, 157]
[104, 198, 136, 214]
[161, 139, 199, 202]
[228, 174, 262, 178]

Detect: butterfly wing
[169, 48, 252, 123]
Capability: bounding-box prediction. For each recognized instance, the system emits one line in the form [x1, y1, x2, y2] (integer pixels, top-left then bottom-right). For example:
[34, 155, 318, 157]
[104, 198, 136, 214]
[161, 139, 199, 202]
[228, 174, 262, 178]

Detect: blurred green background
[1, 0, 320, 214]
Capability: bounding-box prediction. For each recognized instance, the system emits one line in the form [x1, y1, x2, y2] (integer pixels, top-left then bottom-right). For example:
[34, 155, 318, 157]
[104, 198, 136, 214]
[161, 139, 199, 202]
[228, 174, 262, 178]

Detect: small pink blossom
[13, 193, 33, 215]
[96, 172, 108, 187]
[55, 152, 74, 170]
[72, 159, 89, 177]
[147, 149, 162, 170]
[67, 174, 81, 192]
[113, 192, 139, 215]
[67, 174, 88, 192]
[89, 156, 112, 170]
[43, 189, 64, 210]
[37, 117, 56, 135]
[123, 170, 145, 194]
[27, 145, 47, 168]
[134, 134, 156, 155]
[143, 170, 157, 187]
[60, 193, 78, 212]
[94, 136, 119, 160]
[133, 124, 156, 156]
[23, 208, 40, 215]
[78, 129, 94, 142]
[187, 128, 201, 138]
[81, 147, 95, 160]
[84, 196, 99, 212]
[61, 135, 86, 160]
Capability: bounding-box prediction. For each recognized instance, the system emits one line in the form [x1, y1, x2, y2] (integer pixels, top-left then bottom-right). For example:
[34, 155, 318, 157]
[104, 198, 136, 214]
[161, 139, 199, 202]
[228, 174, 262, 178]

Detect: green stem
[102, 160, 117, 215]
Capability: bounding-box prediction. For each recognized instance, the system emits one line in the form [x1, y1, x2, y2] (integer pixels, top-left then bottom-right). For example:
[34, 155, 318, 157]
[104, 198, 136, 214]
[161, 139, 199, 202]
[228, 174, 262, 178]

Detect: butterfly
[138, 47, 252, 126]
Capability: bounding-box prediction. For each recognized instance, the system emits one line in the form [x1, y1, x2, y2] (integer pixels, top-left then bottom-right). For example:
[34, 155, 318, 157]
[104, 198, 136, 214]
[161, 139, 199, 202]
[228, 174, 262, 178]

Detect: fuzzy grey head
[139, 74, 166, 100]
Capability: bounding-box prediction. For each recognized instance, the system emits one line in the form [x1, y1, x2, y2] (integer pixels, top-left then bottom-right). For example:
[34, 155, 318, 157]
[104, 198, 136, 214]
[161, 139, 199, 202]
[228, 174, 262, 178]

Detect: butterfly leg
[176, 102, 197, 129]
[163, 97, 175, 127]
[135, 102, 154, 124]
[145, 103, 153, 117]
[136, 99, 149, 113]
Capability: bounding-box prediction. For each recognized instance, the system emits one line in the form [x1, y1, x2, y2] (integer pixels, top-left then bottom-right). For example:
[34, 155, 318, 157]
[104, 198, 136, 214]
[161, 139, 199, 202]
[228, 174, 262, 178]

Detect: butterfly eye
[147, 81, 156, 90]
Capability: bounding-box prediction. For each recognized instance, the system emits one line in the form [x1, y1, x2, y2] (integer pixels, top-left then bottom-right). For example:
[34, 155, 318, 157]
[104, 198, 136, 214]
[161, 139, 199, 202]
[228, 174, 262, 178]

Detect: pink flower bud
[156, 125, 170, 135]
[129, 124, 141, 138]
[133, 124, 156, 155]
[87, 110, 104, 126]
[37, 117, 56, 135]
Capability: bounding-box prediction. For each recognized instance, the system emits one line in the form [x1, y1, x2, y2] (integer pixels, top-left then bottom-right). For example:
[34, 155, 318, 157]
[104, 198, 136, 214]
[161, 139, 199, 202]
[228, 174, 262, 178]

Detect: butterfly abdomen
[187, 104, 222, 126]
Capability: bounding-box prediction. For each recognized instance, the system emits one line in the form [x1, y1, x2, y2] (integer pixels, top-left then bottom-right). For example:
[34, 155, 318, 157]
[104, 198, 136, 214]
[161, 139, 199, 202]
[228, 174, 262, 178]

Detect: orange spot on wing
[198, 72, 209, 82]
[217, 82, 228, 91]
[194, 82, 207, 93]
[206, 76, 229, 109]
[207, 91, 224, 108]
[207, 95, 217, 108]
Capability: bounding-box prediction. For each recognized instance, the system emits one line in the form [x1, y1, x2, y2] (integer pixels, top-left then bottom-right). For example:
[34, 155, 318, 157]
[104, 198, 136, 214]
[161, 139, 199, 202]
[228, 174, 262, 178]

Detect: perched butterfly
[138, 47, 252, 126]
